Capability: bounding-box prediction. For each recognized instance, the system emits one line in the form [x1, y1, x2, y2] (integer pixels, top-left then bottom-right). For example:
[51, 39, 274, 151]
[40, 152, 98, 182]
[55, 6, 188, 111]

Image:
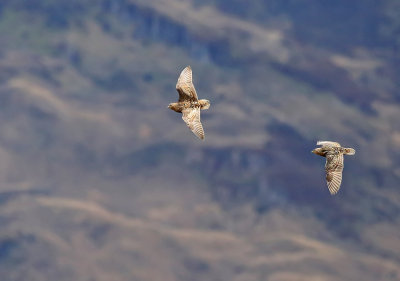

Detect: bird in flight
[168, 66, 210, 140]
[312, 141, 355, 195]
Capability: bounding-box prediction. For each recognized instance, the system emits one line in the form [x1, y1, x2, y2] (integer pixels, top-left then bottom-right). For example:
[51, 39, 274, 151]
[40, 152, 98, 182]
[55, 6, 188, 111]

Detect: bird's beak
[311, 149, 316, 154]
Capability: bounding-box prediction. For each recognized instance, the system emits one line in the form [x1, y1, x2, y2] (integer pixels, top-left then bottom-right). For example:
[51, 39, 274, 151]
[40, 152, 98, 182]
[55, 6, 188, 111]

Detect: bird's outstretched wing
[182, 107, 204, 140]
[317, 141, 341, 147]
[176, 66, 198, 102]
[325, 153, 344, 195]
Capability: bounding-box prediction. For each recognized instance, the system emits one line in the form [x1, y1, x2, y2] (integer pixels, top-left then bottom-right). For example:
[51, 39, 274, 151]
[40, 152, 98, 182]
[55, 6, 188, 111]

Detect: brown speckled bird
[168, 66, 210, 140]
[312, 141, 355, 195]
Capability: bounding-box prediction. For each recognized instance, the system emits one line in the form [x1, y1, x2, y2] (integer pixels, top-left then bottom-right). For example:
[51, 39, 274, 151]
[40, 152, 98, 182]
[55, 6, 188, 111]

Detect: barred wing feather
[182, 108, 204, 140]
[317, 141, 341, 147]
[325, 154, 344, 195]
[176, 66, 198, 101]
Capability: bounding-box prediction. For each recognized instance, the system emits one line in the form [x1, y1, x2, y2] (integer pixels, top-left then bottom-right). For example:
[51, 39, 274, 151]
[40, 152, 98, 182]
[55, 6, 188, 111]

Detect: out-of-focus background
[0, 0, 399, 280]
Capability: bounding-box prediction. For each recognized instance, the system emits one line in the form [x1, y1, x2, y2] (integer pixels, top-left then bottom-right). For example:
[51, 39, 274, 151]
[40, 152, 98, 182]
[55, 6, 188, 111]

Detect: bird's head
[168, 102, 180, 112]
[311, 148, 324, 156]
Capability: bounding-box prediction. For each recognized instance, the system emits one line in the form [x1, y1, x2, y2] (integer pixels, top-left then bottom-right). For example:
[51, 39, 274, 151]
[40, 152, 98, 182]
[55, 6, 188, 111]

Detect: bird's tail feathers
[344, 148, 356, 155]
[199, 99, 210, 110]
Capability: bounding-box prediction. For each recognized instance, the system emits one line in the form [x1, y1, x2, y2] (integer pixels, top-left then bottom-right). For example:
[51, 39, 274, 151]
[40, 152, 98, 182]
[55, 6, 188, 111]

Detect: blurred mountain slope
[0, 0, 399, 280]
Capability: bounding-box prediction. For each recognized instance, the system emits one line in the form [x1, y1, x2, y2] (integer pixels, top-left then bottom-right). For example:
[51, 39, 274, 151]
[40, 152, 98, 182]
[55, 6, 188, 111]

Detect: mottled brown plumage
[168, 66, 210, 140]
[312, 141, 355, 195]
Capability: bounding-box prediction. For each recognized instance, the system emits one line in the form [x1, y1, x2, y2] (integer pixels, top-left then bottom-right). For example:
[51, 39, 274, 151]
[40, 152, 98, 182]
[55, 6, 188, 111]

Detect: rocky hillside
[0, 0, 399, 280]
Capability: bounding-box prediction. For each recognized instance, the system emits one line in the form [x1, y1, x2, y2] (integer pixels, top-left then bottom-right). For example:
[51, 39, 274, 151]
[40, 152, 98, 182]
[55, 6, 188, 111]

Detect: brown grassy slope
[1, 190, 399, 281]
